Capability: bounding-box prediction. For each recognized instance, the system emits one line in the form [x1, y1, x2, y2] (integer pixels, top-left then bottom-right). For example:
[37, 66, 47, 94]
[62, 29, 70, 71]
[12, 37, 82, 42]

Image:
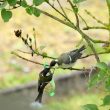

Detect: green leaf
[82, 104, 99, 110]
[96, 62, 108, 71]
[21, 0, 28, 8]
[35, 49, 39, 54]
[102, 95, 110, 106]
[73, 6, 78, 13]
[105, 78, 110, 91]
[73, 0, 86, 4]
[25, 6, 33, 15]
[25, 6, 41, 17]
[88, 62, 108, 88]
[88, 73, 98, 88]
[42, 52, 47, 58]
[7, 0, 17, 6]
[33, 0, 45, 6]
[106, 0, 110, 5]
[33, 7, 41, 17]
[88, 71, 105, 88]
[1, 9, 12, 22]
[49, 79, 55, 97]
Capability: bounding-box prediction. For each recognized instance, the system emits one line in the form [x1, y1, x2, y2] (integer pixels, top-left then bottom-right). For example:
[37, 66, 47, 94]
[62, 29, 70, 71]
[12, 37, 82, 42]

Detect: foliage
[82, 104, 99, 110]
[0, 0, 110, 109]
[102, 95, 110, 106]
[0, 72, 37, 89]
[44, 94, 109, 110]
[1, 8, 12, 22]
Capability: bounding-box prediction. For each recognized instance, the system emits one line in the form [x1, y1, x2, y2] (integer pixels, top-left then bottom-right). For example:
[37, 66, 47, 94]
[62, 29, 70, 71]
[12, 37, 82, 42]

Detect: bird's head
[49, 60, 57, 68]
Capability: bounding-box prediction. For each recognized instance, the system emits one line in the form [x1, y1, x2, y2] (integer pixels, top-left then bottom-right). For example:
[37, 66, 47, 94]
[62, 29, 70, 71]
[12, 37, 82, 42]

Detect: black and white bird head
[49, 60, 57, 68]
[55, 45, 86, 68]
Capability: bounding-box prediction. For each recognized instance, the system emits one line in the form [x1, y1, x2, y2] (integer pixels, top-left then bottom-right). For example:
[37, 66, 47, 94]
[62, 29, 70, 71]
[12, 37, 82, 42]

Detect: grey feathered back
[57, 45, 85, 65]
[69, 45, 85, 62]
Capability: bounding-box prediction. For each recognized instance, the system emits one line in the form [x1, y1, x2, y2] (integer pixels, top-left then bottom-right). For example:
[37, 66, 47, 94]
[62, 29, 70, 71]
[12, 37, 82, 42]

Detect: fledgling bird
[55, 45, 86, 68]
[35, 60, 57, 103]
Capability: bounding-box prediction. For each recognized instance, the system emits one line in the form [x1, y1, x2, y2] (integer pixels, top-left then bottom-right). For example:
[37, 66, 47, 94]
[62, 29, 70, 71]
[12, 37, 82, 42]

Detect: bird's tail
[35, 83, 48, 103]
[35, 92, 43, 103]
[77, 45, 85, 52]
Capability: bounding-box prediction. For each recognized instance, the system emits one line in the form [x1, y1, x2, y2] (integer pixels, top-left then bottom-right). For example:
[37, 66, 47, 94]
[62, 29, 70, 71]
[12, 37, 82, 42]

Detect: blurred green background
[0, 0, 110, 110]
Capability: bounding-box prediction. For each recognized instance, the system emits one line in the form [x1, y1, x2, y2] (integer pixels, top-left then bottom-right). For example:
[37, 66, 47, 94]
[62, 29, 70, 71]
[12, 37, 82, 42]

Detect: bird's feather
[57, 45, 85, 68]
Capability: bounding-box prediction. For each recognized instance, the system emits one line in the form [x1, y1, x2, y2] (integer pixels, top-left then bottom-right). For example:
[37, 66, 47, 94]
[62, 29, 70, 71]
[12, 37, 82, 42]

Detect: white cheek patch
[68, 55, 72, 63]
[46, 72, 50, 76]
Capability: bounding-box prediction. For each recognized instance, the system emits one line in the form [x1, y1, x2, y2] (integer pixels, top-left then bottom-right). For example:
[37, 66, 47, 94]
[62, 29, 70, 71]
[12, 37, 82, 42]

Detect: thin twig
[12, 51, 87, 71]
[37, 8, 75, 29]
[81, 50, 110, 59]
[85, 10, 108, 26]
[83, 26, 110, 31]
[11, 51, 44, 66]
[65, 2, 99, 62]
[77, 28, 100, 62]
[57, 67, 89, 71]
[17, 48, 56, 59]
[45, 0, 73, 24]
[78, 13, 88, 28]
[33, 28, 37, 50]
[17, 49, 32, 54]
[56, 0, 68, 18]
[10, 2, 100, 62]
[8, 6, 21, 10]
[66, 8, 88, 28]
[88, 38, 110, 44]
[67, 0, 79, 27]
[106, 0, 110, 41]
[36, 3, 108, 48]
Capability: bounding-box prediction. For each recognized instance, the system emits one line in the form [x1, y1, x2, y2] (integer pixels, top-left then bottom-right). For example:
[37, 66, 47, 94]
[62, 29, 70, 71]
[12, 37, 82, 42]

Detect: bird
[55, 45, 86, 68]
[35, 60, 56, 103]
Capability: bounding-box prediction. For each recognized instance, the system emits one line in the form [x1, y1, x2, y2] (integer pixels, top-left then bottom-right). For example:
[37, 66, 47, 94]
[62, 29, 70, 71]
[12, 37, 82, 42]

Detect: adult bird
[55, 45, 85, 68]
[35, 60, 57, 103]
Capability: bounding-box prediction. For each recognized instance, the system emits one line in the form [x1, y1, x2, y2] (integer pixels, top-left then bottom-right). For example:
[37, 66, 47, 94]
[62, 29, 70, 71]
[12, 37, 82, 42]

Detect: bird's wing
[69, 45, 85, 55]
[69, 51, 82, 62]
[69, 49, 78, 53]
[58, 54, 71, 65]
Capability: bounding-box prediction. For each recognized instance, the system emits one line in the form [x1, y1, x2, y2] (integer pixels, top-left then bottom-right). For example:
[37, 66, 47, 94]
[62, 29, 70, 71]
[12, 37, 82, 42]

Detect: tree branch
[10, 2, 100, 63]
[12, 51, 87, 71]
[83, 26, 110, 31]
[45, 0, 73, 24]
[76, 28, 100, 62]
[67, 0, 79, 27]
[81, 50, 110, 59]
[85, 10, 108, 26]
[11, 51, 44, 66]
[106, 0, 110, 41]
[56, 0, 68, 18]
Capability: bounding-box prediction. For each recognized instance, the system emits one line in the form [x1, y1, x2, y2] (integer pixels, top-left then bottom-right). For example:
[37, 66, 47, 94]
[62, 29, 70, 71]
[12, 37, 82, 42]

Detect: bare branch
[81, 50, 110, 59]
[67, 0, 79, 27]
[83, 26, 110, 31]
[85, 10, 108, 26]
[56, 0, 68, 18]
[45, 0, 73, 24]
[11, 51, 44, 66]
[106, 0, 110, 40]
[12, 51, 87, 71]
[33, 28, 37, 50]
